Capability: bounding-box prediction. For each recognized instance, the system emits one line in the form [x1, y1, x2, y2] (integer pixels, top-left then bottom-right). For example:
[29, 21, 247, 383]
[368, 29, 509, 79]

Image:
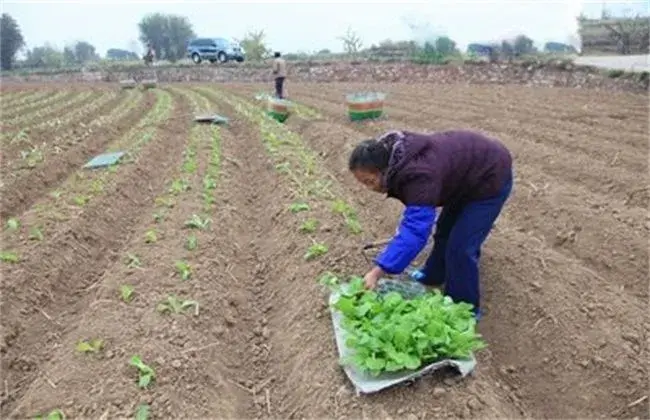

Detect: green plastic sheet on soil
[329, 279, 480, 394]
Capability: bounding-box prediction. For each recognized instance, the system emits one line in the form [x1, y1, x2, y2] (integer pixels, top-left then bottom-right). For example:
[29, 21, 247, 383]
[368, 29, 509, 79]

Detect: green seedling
[0, 251, 19, 263]
[174, 260, 192, 280]
[153, 210, 166, 223]
[135, 404, 150, 420]
[75, 338, 104, 353]
[5, 218, 20, 231]
[202, 191, 216, 209]
[169, 178, 190, 195]
[186, 234, 198, 250]
[49, 190, 63, 199]
[275, 162, 291, 173]
[125, 253, 142, 268]
[28, 226, 44, 241]
[33, 409, 65, 420]
[184, 214, 211, 230]
[318, 271, 340, 288]
[21, 147, 44, 168]
[120, 284, 134, 303]
[307, 180, 334, 199]
[72, 195, 89, 206]
[182, 150, 197, 173]
[305, 243, 328, 261]
[129, 355, 155, 389]
[90, 179, 104, 194]
[289, 202, 310, 213]
[155, 196, 175, 208]
[203, 175, 217, 190]
[299, 218, 319, 234]
[144, 230, 157, 244]
[156, 295, 199, 316]
[345, 217, 363, 234]
[331, 199, 353, 215]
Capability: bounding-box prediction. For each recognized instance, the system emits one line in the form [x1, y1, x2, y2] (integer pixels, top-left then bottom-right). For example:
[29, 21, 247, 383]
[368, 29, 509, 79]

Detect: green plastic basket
[267, 98, 291, 123]
[346, 92, 386, 121]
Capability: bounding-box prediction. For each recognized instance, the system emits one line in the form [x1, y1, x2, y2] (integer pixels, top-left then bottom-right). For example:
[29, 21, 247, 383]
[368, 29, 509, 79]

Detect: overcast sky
[2, 0, 649, 56]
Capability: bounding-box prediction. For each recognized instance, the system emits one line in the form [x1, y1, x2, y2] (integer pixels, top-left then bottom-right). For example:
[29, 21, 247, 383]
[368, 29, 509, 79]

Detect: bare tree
[602, 9, 650, 55]
[339, 27, 363, 56]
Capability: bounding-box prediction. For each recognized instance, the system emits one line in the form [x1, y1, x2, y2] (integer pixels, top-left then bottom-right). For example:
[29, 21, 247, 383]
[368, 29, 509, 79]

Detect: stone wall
[2, 61, 648, 93]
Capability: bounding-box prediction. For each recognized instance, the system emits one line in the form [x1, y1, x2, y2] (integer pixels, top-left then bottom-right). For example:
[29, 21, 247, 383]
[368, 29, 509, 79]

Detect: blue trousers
[417, 173, 513, 317]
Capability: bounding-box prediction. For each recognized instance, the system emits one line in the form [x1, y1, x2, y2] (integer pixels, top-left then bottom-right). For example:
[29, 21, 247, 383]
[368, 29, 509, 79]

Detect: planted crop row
[4, 90, 143, 173]
[109, 89, 222, 418]
[5, 90, 97, 130]
[0, 90, 56, 112]
[3, 91, 78, 121]
[0, 90, 174, 262]
[199, 87, 362, 262]
[169, 87, 222, 213]
[5, 90, 119, 137]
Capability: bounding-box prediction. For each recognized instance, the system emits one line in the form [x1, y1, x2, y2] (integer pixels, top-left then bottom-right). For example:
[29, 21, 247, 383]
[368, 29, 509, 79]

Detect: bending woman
[349, 129, 513, 320]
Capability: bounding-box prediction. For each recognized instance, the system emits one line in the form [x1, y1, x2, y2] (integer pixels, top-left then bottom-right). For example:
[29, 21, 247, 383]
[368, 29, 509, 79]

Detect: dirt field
[0, 80, 648, 419]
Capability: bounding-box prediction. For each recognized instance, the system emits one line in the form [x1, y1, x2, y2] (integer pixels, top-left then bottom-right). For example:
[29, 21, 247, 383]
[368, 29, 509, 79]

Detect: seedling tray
[194, 114, 229, 125]
[83, 151, 125, 169]
[329, 278, 476, 395]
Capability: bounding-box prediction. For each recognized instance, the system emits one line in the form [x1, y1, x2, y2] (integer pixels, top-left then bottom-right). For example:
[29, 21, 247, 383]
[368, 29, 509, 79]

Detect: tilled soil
[1, 82, 648, 419]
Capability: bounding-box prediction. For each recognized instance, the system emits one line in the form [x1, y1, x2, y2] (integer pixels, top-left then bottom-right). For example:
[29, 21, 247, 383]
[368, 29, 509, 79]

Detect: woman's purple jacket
[374, 130, 512, 275]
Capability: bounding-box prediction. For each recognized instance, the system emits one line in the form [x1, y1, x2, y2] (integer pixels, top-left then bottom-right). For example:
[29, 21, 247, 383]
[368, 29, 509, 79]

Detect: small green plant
[0, 251, 19, 263]
[75, 338, 104, 353]
[33, 409, 65, 420]
[153, 210, 166, 223]
[174, 260, 191, 280]
[5, 217, 20, 231]
[144, 230, 157, 244]
[345, 217, 363, 234]
[28, 226, 44, 241]
[331, 199, 352, 215]
[186, 234, 198, 250]
[129, 355, 155, 389]
[49, 190, 63, 199]
[135, 404, 150, 420]
[203, 175, 217, 190]
[184, 214, 211, 230]
[90, 179, 103, 194]
[156, 295, 199, 315]
[182, 149, 197, 173]
[125, 253, 142, 268]
[305, 243, 329, 261]
[169, 178, 190, 195]
[318, 271, 340, 287]
[289, 202, 310, 213]
[155, 196, 175, 208]
[72, 195, 89, 206]
[120, 284, 134, 302]
[299, 218, 319, 234]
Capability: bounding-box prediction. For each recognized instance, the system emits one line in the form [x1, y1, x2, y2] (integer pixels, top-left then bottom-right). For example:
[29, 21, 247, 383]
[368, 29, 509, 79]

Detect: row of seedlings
[0, 90, 173, 264]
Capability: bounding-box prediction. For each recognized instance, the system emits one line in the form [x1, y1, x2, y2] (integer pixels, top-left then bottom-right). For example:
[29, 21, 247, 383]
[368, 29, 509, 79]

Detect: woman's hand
[363, 266, 386, 290]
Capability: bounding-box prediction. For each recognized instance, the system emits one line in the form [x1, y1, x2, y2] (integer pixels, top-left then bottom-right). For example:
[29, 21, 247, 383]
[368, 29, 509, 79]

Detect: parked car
[186, 38, 245, 64]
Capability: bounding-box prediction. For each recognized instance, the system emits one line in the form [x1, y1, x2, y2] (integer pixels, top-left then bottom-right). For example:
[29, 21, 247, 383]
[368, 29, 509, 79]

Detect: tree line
[1, 7, 648, 71]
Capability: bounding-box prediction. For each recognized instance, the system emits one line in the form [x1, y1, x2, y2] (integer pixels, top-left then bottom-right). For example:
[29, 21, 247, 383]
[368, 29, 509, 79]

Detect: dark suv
[186, 38, 245, 64]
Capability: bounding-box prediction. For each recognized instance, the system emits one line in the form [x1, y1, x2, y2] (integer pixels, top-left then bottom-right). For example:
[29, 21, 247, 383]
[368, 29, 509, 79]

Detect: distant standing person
[272, 52, 287, 99]
[144, 43, 156, 66]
